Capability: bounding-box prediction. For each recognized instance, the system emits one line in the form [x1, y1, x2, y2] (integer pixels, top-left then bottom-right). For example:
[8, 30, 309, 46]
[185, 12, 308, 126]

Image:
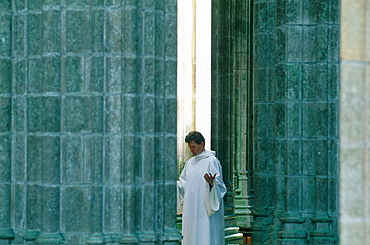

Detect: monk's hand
[204, 173, 217, 185]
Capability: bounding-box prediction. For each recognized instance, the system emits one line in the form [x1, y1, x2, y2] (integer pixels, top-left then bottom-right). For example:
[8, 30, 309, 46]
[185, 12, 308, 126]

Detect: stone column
[230, 0, 254, 232]
[340, 0, 370, 244]
[211, 1, 244, 244]
[2, 1, 180, 244]
[252, 0, 340, 244]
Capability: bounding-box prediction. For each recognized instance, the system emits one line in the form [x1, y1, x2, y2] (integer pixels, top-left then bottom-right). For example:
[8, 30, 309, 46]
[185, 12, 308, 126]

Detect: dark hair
[185, 131, 205, 145]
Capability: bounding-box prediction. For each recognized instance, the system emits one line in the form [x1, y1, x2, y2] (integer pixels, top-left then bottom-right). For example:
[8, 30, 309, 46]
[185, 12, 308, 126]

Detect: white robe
[177, 151, 227, 245]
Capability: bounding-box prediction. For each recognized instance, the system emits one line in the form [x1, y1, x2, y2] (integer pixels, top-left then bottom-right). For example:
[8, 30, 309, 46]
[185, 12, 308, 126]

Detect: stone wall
[0, 1, 180, 244]
[340, 0, 370, 243]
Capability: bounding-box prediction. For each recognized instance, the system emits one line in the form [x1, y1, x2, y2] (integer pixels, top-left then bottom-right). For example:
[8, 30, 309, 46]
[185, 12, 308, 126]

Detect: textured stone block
[0, 14, 11, 57]
[28, 96, 61, 132]
[41, 185, 60, 232]
[328, 102, 338, 137]
[255, 2, 274, 33]
[27, 136, 42, 181]
[0, 0, 10, 10]
[122, 8, 137, 54]
[328, 26, 339, 62]
[122, 136, 136, 184]
[64, 56, 84, 92]
[275, 103, 285, 137]
[144, 58, 155, 94]
[64, 186, 90, 232]
[286, 64, 301, 99]
[106, 56, 122, 93]
[286, 139, 300, 175]
[286, 101, 301, 137]
[155, 12, 164, 57]
[154, 98, 164, 132]
[0, 97, 11, 132]
[28, 13, 43, 56]
[13, 59, 26, 94]
[254, 139, 275, 172]
[275, 28, 286, 64]
[286, 177, 300, 212]
[302, 102, 328, 137]
[28, 58, 42, 92]
[0, 136, 11, 181]
[122, 185, 135, 233]
[105, 9, 121, 53]
[63, 96, 103, 133]
[104, 186, 123, 232]
[142, 185, 155, 232]
[304, 0, 329, 24]
[275, 139, 286, 175]
[301, 177, 315, 213]
[275, 65, 286, 101]
[165, 60, 177, 95]
[85, 136, 103, 184]
[143, 11, 155, 56]
[163, 135, 177, 181]
[26, 184, 42, 229]
[0, 59, 11, 93]
[306, 65, 328, 92]
[142, 136, 154, 182]
[164, 13, 177, 57]
[303, 26, 328, 62]
[302, 139, 327, 176]
[90, 186, 103, 232]
[0, 184, 11, 227]
[328, 64, 339, 100]
[13, 184, 26, 228]
[328, 140, 338, 176]
[27, 136, 60, 184]
[254, 103, 275, 137]
[104, 136, 122, 183]
[105, 95, 122, 133]
[66, 10, 92, 53]
[287, 26, 302, 62]
[62, 136, 83, 183]
[122, 95, 142, 134]
[143, 97, 155, 134]
[12, 14, 26, 57]
[165, 98, 177, 134]
[42, 10, 60, 53]
[122, 56, 137, 93]
[85, 56, 104, 92]
[43, 56, 61, 92]
[13, 136, 26, 181]
[42, 137, 61, 184]
[12, 97, 25, 132]
[254, 69, 268, 102]
[91, 10, 104, 53]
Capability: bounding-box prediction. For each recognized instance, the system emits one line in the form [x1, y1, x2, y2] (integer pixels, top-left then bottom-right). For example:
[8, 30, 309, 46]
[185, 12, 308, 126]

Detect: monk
[177, 131, 227, 245]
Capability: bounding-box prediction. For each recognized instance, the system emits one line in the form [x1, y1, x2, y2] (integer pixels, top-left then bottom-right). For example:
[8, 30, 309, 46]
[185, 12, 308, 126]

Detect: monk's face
[187, 141, 205, 156]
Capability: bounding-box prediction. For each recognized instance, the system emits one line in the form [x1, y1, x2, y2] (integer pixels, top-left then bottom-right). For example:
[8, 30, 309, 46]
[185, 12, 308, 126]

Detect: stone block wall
[0, 1, 180, 244]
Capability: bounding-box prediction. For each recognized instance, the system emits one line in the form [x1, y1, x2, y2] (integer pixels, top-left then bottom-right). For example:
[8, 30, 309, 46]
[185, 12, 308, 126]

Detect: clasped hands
[204, 173, 217, 185]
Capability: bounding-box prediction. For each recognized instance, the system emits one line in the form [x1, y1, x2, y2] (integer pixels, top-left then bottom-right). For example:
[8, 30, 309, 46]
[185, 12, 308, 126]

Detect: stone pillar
[340, 0, 370, 244]
[0, 1, 15, 244]
[211, 0, 244, 244]
[252, 0, 339, 244]
[230, 0, 254, 232]
[1, 1, 180, 244]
